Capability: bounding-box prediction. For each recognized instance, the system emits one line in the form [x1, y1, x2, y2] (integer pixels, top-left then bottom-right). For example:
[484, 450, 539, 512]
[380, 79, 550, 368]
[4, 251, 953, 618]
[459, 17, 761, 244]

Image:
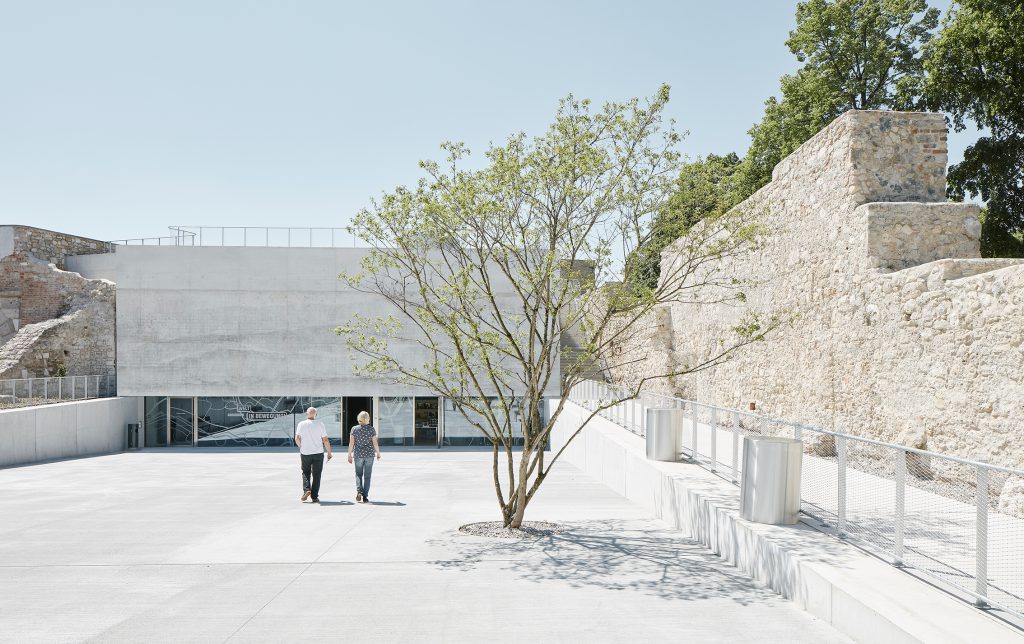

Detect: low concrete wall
[550, 401, 1022, 644]
[0, 397, 141, 468]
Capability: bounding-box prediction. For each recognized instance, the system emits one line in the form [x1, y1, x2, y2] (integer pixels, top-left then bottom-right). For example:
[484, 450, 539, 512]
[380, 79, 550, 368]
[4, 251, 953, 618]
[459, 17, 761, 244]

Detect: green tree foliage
[340, 88, 771, 528]
[924, 0, 1024, 257]
[741, 0, 940, 192]
[624, 153, 744, 290]
[626, 0, 940, 293]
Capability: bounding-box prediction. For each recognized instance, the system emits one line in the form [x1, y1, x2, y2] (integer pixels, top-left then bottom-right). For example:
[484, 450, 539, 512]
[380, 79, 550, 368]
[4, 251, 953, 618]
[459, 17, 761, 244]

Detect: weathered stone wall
[0, 225, 112, 345]
[609, 110, 1024, 474]
[0, 254, 115, 379]
[1, 225, 110, 270]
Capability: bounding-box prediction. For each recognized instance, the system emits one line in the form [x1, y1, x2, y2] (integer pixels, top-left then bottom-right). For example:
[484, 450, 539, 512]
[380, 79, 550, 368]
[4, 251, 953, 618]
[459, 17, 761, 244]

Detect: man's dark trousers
[301, 453, 325, 499]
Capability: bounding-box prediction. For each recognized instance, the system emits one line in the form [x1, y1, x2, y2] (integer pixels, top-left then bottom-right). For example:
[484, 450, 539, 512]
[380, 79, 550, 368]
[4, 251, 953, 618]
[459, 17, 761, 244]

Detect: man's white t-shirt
[295, 419, 328, 455]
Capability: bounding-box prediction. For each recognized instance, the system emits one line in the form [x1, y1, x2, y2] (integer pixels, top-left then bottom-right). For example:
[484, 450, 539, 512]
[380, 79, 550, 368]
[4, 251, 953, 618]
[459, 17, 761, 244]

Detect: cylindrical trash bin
[126, 423, 140, 450]
[739, 435, 802, 525]
[646, 408, 682, 461]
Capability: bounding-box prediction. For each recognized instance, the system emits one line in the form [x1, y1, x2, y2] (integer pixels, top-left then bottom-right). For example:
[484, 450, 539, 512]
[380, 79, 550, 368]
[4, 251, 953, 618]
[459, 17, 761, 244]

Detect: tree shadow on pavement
[428, 520, 781, 605]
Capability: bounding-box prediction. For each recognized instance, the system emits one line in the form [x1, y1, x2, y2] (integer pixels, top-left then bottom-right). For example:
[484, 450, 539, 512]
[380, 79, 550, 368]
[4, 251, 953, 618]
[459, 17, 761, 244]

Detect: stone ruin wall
[0, 226, 115, 379]
[608, 111, 1024, 478]
[2, 225, 110, 270]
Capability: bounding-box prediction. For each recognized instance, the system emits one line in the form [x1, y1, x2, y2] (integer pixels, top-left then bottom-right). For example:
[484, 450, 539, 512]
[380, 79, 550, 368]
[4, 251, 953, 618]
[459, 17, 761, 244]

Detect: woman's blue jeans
[354, 457, 374, 497]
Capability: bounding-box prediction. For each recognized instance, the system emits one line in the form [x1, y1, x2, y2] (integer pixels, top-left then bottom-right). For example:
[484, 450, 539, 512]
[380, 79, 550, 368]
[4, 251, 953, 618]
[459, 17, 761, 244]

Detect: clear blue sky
[0, 0, 965, 242]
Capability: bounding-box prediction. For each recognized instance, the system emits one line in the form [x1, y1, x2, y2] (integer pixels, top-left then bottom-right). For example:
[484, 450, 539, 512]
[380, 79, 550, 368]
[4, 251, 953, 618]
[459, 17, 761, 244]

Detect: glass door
[169, 397, 195, 446]
[414, 397, 439, 447]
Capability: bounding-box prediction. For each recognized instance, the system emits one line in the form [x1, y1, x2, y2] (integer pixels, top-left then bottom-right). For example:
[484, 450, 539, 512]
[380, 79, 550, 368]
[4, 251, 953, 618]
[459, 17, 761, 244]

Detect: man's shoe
[356, 491, 363, 503]
[311, 497, 320, 503]
[362, 496, 369, 504]
[301, 490, 311, 501]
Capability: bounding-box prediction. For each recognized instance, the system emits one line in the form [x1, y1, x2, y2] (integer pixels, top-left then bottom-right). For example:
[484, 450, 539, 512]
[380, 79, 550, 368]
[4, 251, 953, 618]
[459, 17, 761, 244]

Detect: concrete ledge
[552, 402, 1023, 644]
[0, 397, 140, 468]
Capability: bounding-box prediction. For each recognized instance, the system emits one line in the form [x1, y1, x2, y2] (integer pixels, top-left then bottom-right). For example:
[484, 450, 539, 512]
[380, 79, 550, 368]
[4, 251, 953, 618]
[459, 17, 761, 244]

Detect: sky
[0, 0, 967, 242]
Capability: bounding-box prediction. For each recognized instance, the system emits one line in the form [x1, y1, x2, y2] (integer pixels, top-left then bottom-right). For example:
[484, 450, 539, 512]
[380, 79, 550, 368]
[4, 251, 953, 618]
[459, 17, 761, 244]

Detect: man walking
[295, 406, 331, 503]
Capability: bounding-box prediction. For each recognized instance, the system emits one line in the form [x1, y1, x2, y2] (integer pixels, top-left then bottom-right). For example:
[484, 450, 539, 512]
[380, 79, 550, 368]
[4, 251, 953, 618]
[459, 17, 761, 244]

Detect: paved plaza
[0, 449, 849, 643]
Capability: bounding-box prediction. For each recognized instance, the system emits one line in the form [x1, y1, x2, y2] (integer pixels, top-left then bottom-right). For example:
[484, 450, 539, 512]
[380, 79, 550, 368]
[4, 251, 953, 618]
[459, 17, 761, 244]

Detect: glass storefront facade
[143, 395, 541, 448]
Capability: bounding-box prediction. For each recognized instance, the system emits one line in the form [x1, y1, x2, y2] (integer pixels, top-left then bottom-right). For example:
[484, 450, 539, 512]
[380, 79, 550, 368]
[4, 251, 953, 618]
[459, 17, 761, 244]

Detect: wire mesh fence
[568, 379, 1024, 620]
[0, 375, 117, 408]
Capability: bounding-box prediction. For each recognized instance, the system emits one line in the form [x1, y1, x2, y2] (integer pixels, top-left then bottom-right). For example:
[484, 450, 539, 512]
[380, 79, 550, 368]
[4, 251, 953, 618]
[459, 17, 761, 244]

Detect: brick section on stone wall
[11, 226, 110, 270]
[0, 251, 115, 378]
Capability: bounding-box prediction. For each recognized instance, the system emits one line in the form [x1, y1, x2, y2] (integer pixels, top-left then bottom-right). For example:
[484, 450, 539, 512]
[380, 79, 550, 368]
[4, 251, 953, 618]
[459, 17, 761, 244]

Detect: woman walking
[348, 411, 381, 503]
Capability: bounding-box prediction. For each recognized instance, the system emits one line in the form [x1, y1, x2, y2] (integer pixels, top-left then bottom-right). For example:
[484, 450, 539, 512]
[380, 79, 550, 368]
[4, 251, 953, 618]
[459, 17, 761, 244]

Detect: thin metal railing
[107, 226, 366, 249]
[0, 375, 117, 406]
[170, 226, 363, 248]
[568, 379, 1024, 621]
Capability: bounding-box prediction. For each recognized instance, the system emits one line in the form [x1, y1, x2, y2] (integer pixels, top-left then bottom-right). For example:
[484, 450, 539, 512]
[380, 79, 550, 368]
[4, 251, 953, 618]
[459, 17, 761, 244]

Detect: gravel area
[458, 520, 564, 539]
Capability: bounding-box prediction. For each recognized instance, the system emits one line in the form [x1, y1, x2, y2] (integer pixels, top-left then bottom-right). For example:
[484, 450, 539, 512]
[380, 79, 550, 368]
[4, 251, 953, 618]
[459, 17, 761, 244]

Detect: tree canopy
[340, 87, 771, 528]
[741, 0, 939, 191]
[925, 0, 1024, 256]
[626, 0, 941, 292]
[625, 153, 744, 290]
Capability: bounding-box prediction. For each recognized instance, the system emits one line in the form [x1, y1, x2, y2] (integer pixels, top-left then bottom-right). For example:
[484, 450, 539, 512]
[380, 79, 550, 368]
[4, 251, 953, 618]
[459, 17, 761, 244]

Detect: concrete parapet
[551, 401, 1023, 643]
[0, 397, 141, 468]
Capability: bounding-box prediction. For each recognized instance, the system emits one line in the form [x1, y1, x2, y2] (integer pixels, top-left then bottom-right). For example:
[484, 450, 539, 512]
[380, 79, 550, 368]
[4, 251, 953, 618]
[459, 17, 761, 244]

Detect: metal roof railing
[107, 226, 367, 249]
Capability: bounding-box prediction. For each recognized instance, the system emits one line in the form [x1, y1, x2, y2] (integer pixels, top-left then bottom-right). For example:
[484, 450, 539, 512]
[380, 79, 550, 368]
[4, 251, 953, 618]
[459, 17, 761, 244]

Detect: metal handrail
[0, 374, 117, 405]
[166, 226, 365, 248]
[569, 379, 1024, 620]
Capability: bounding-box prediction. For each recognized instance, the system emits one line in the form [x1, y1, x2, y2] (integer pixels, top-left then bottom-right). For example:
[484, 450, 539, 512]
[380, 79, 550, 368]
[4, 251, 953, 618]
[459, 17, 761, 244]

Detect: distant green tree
[924, 0, 1024, 257]
[626, 0, 943, 293]
[739, 0, 940, 193]
[625, 153, 743, 289]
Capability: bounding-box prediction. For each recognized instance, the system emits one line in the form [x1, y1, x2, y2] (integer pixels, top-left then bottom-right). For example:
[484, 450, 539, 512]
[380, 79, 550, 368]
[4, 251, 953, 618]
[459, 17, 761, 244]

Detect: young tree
[924, 0, 1024, 257]
[338, 87, 770, 528]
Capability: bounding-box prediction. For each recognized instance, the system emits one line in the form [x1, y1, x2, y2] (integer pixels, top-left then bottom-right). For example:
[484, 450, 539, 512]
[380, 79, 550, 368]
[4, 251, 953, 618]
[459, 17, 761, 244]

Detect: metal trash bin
[739, 435, 802, 525]
[646, 408, 682, 461]
[126, 423, 141, 450]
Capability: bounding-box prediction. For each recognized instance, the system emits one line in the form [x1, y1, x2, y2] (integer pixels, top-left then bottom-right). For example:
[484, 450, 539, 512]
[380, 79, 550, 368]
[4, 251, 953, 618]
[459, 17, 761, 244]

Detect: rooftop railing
[0, 375, 117, 408]
[569, 379, 1024, 622]
[107, 226, 367, 248]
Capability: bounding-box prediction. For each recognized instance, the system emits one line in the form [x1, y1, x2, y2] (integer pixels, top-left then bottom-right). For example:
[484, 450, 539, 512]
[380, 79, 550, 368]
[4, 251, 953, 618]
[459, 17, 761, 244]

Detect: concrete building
[1, 225, 556, 448]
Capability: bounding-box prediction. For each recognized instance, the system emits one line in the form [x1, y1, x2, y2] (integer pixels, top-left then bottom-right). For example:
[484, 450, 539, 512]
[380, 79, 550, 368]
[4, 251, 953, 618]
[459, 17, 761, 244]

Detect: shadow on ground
[428, 520, 773, 604]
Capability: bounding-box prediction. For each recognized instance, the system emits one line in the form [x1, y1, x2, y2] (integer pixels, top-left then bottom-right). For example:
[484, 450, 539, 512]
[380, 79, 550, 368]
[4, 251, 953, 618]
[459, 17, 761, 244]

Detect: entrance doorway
[169, 398, 195, 445]
[342, 397, 374, 445]
[414, 397, 439, 447]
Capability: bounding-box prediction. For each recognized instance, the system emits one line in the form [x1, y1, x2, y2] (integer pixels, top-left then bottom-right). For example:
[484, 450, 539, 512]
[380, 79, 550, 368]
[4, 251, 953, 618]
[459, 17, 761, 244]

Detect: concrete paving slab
[0, 449, 850, 643]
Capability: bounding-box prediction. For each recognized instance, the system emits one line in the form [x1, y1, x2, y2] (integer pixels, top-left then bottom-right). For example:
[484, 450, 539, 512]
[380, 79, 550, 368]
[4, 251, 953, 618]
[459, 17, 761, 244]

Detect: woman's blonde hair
[357, 411, 370, 425]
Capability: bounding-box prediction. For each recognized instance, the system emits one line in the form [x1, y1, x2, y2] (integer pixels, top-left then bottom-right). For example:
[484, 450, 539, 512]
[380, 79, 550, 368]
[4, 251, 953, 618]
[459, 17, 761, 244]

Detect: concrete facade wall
[606, 110, 1024, 470]
[0, 396, 140, 468]
[70, 246, 555, 397]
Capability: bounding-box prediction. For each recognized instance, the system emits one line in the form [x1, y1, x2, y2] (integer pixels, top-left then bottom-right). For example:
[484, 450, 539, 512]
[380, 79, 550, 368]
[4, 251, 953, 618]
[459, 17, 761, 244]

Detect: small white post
[709, 407, 717, 473]
[976, 464, 989, 606]
[837, 435, 847, 538]
[731, 410, 740, 483]
[894, 449, 906, 565]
